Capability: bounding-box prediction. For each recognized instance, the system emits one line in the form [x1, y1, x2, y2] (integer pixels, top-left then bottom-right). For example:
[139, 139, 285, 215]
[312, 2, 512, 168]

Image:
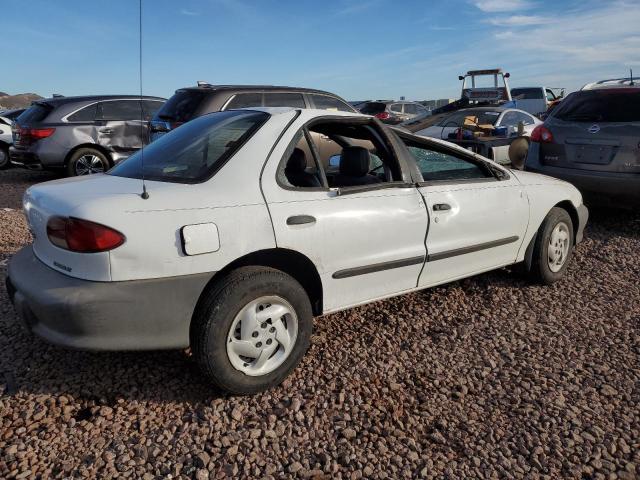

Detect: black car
[525, 80, 640, 207]
[150, 83, 357, 141]
[357, 100, 430, 125]
[10, 95, 166, 176]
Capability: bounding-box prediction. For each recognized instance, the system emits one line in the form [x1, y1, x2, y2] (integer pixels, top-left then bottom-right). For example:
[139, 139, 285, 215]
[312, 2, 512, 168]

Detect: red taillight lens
[530, 125, 554, 143]
[46, 216, 125, 253]
[29, 127, 56, 139]
[375, 112, 390, 120]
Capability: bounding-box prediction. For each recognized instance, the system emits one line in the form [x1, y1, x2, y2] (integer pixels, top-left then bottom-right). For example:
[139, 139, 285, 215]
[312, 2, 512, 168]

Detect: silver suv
[524, 79, 639, 207]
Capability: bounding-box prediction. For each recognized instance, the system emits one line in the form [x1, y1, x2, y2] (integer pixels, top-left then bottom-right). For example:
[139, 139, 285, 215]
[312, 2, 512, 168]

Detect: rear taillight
[15, 126, 56, 144]
[530, 125, 554, 143]
[375, 112, 390, 120]
[47, 216, 125, 253]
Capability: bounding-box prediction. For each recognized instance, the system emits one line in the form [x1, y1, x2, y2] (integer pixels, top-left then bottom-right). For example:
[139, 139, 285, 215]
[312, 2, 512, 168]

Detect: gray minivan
[524, 81, 639, 207]
[10, 95, 165, 176]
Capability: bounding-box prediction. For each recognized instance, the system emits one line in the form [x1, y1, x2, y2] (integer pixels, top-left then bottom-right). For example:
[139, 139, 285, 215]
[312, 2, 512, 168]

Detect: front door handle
[287, 215, 316, 226]
[433, 203, 451, 212]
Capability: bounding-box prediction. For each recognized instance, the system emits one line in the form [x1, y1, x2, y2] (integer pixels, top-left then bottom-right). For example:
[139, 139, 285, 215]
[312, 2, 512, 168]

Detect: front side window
[405, 141, 492, 182]
[97, 100, 142, 121]
[308, 94, 354, 112]
[109, 110, 269, 183]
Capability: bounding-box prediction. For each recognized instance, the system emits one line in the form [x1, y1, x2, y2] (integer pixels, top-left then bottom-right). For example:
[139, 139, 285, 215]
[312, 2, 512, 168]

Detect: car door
[399, 135, 529, 287]
[95, 100, 145, 155]
[261, 116, 429, 313]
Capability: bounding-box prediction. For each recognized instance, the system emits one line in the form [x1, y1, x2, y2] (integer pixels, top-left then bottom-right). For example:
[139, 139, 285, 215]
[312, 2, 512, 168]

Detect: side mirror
[504, 72, 511, 78]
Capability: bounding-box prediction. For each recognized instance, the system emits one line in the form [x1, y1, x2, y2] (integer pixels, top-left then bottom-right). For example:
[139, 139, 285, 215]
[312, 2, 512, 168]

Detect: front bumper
[6, 246, 213, 350]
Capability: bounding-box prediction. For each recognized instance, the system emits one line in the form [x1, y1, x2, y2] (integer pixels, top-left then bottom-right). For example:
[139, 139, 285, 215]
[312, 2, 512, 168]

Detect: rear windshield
[109, 110, 269, 184]
[552, 90, 640, 122]
[358, 102, 387, 115]
[155, 90, 207, 123]
[437, 110, 501, 127]
[16, 103, 53, 124]
[511, 88, 544, 99]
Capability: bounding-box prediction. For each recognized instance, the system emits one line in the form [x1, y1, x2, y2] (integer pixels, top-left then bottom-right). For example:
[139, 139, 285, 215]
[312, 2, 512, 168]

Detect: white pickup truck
[7, 107, 588, 394]
[511, 87, 565, 117]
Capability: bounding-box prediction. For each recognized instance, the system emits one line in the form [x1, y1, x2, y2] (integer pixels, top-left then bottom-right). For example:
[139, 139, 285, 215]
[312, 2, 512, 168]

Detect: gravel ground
[0, 169, 638, 479]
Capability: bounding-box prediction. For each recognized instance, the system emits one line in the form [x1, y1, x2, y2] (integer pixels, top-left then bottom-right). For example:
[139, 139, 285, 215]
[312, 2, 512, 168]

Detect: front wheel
[527, 207, 574, 284]
[0, 145, 9, 170]
[191, 267, 313, 394]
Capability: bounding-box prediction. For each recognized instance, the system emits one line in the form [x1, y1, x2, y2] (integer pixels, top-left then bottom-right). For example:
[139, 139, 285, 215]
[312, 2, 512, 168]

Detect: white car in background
[7, 107, 587, 394]
[0, 114, 14, 169]
[415, 107, 542, 163]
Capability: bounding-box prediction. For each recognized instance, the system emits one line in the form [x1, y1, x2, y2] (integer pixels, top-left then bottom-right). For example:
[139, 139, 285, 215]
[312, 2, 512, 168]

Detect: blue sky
[2, 0, 639, 101]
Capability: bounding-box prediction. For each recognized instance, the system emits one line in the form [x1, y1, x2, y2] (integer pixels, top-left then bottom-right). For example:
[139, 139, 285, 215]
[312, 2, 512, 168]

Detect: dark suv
[10, 95, 165, 176]
[525, 80, 639, 207]
[150, 84, 356, 141]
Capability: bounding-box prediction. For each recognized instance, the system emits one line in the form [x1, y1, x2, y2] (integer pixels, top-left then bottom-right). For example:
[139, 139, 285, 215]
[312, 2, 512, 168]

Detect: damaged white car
[7, 107, 588, 394]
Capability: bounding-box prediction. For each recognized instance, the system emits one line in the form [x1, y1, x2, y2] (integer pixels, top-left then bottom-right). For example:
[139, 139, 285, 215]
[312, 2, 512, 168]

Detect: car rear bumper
[6, 246, 213, 351]
[9, 147, 43, 170]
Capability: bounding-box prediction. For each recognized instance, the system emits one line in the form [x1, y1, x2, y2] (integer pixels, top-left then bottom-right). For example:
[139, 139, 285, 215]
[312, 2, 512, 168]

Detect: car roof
[175, 84, 346, 96]
[582, 78, 638, 90]
[250, 106, 367, 118]
[35, 95, 167, 107]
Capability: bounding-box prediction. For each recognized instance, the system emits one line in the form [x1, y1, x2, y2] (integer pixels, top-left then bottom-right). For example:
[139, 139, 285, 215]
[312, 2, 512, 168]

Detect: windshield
[552, 90, 640, 122]
[511, 88, 544, 99]
[438, 110, 501, 127]
[109, 110, 269, 183]
[155, 90, 207, 122]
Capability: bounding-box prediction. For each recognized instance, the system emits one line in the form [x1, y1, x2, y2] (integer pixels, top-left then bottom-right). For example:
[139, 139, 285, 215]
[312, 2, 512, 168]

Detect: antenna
[139, 0, 149, 199]
[630, 68, 635, 86]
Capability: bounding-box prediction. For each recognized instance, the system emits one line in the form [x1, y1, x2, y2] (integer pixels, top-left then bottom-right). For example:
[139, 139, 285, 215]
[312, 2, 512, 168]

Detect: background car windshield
[109, 110, 269, 183]
[155, 90, 206, 122]
[511, 88, 544, 99]
[359, 102, 387, 115]
[552, 90, 640, 122]
[438, 110, 501, 127]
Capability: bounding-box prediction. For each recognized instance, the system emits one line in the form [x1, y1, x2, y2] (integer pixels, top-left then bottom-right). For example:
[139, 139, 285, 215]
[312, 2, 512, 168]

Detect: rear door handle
[433, 203, 451, 211]
[287, 215, 316, 226]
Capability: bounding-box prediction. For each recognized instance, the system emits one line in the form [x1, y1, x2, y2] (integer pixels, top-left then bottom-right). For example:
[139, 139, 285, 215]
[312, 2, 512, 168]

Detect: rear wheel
[191, 267, 313, 394]
[67, 148, 111, 176]
[527, 207, 574, 284]
[0, 144, 9, 170]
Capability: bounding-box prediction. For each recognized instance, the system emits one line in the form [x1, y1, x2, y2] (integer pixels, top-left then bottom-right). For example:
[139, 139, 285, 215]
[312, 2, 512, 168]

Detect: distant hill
[0, 92, 43, 109]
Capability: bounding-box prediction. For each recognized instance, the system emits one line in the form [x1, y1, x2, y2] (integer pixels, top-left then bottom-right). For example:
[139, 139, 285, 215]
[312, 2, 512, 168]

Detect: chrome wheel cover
[226, 296, 298, 377]
[548, 221, 570, 273]
[75, 154, 105, 175]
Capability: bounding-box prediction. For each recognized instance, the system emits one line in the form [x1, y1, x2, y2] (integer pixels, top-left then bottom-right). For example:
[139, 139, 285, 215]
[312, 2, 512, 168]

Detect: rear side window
[226, 93, 263, 109]
[16, 104, 52, 124]
[309, 94, 354, 112]
[553, 90, 640, 122]
[109, 111, 269, 183]
[406, 144, 492, 182]
[156, 90, 207, 122]
[358, 102, 387, 115]
[404, 104, 418, 114]
[390, 104, 402, 113]
[67, 104, 97, 122]
[264, 92, 305, 108]
[97, 100, 142, 121]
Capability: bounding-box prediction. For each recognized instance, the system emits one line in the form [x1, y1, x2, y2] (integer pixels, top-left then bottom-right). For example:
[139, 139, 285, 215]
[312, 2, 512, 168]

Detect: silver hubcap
[226, 296, 298, 377]
[548, 221, 570, 272]
[75, 154, 105, 175]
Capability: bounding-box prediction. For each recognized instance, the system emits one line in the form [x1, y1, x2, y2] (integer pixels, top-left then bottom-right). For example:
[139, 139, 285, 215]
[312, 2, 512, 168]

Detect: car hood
[510, 169, 571, 187]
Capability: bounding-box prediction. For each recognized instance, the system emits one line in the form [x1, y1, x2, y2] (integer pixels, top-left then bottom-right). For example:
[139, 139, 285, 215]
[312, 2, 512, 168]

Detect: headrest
[339, 146, 370, 177]
[286, 148, 307, 173]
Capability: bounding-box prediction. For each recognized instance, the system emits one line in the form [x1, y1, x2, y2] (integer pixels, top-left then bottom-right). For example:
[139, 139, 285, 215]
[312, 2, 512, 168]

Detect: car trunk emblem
[588, 124, 600, 134]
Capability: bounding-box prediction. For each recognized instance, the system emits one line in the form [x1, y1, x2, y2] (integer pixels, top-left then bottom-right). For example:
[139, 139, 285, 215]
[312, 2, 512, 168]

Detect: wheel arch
[195, 248, 323, 318]
[554, 200, 579, 245]
[64, 143, 113, 167]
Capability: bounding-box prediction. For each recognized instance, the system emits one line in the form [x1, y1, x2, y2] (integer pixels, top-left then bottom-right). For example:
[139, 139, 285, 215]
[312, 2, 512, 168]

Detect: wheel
[527, 207, 574, 284]
[0, 144, 9, 170]
[191, 266, 313, 394]
[66, 148, 111, 176]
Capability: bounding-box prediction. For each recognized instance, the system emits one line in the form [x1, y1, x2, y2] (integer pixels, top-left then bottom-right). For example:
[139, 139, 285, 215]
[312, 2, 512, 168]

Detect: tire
[527, 207, 574, 284]
[0, 144, 9, 170]
[66, 148, 111, 176]
[191, 266, 313, 395]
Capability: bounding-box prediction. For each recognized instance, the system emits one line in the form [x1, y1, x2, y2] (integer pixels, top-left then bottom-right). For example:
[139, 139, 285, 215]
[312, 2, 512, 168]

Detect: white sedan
[0, 115, 14, 169]
[415, 107, 542, 164]
[8, 107, 588, 394]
